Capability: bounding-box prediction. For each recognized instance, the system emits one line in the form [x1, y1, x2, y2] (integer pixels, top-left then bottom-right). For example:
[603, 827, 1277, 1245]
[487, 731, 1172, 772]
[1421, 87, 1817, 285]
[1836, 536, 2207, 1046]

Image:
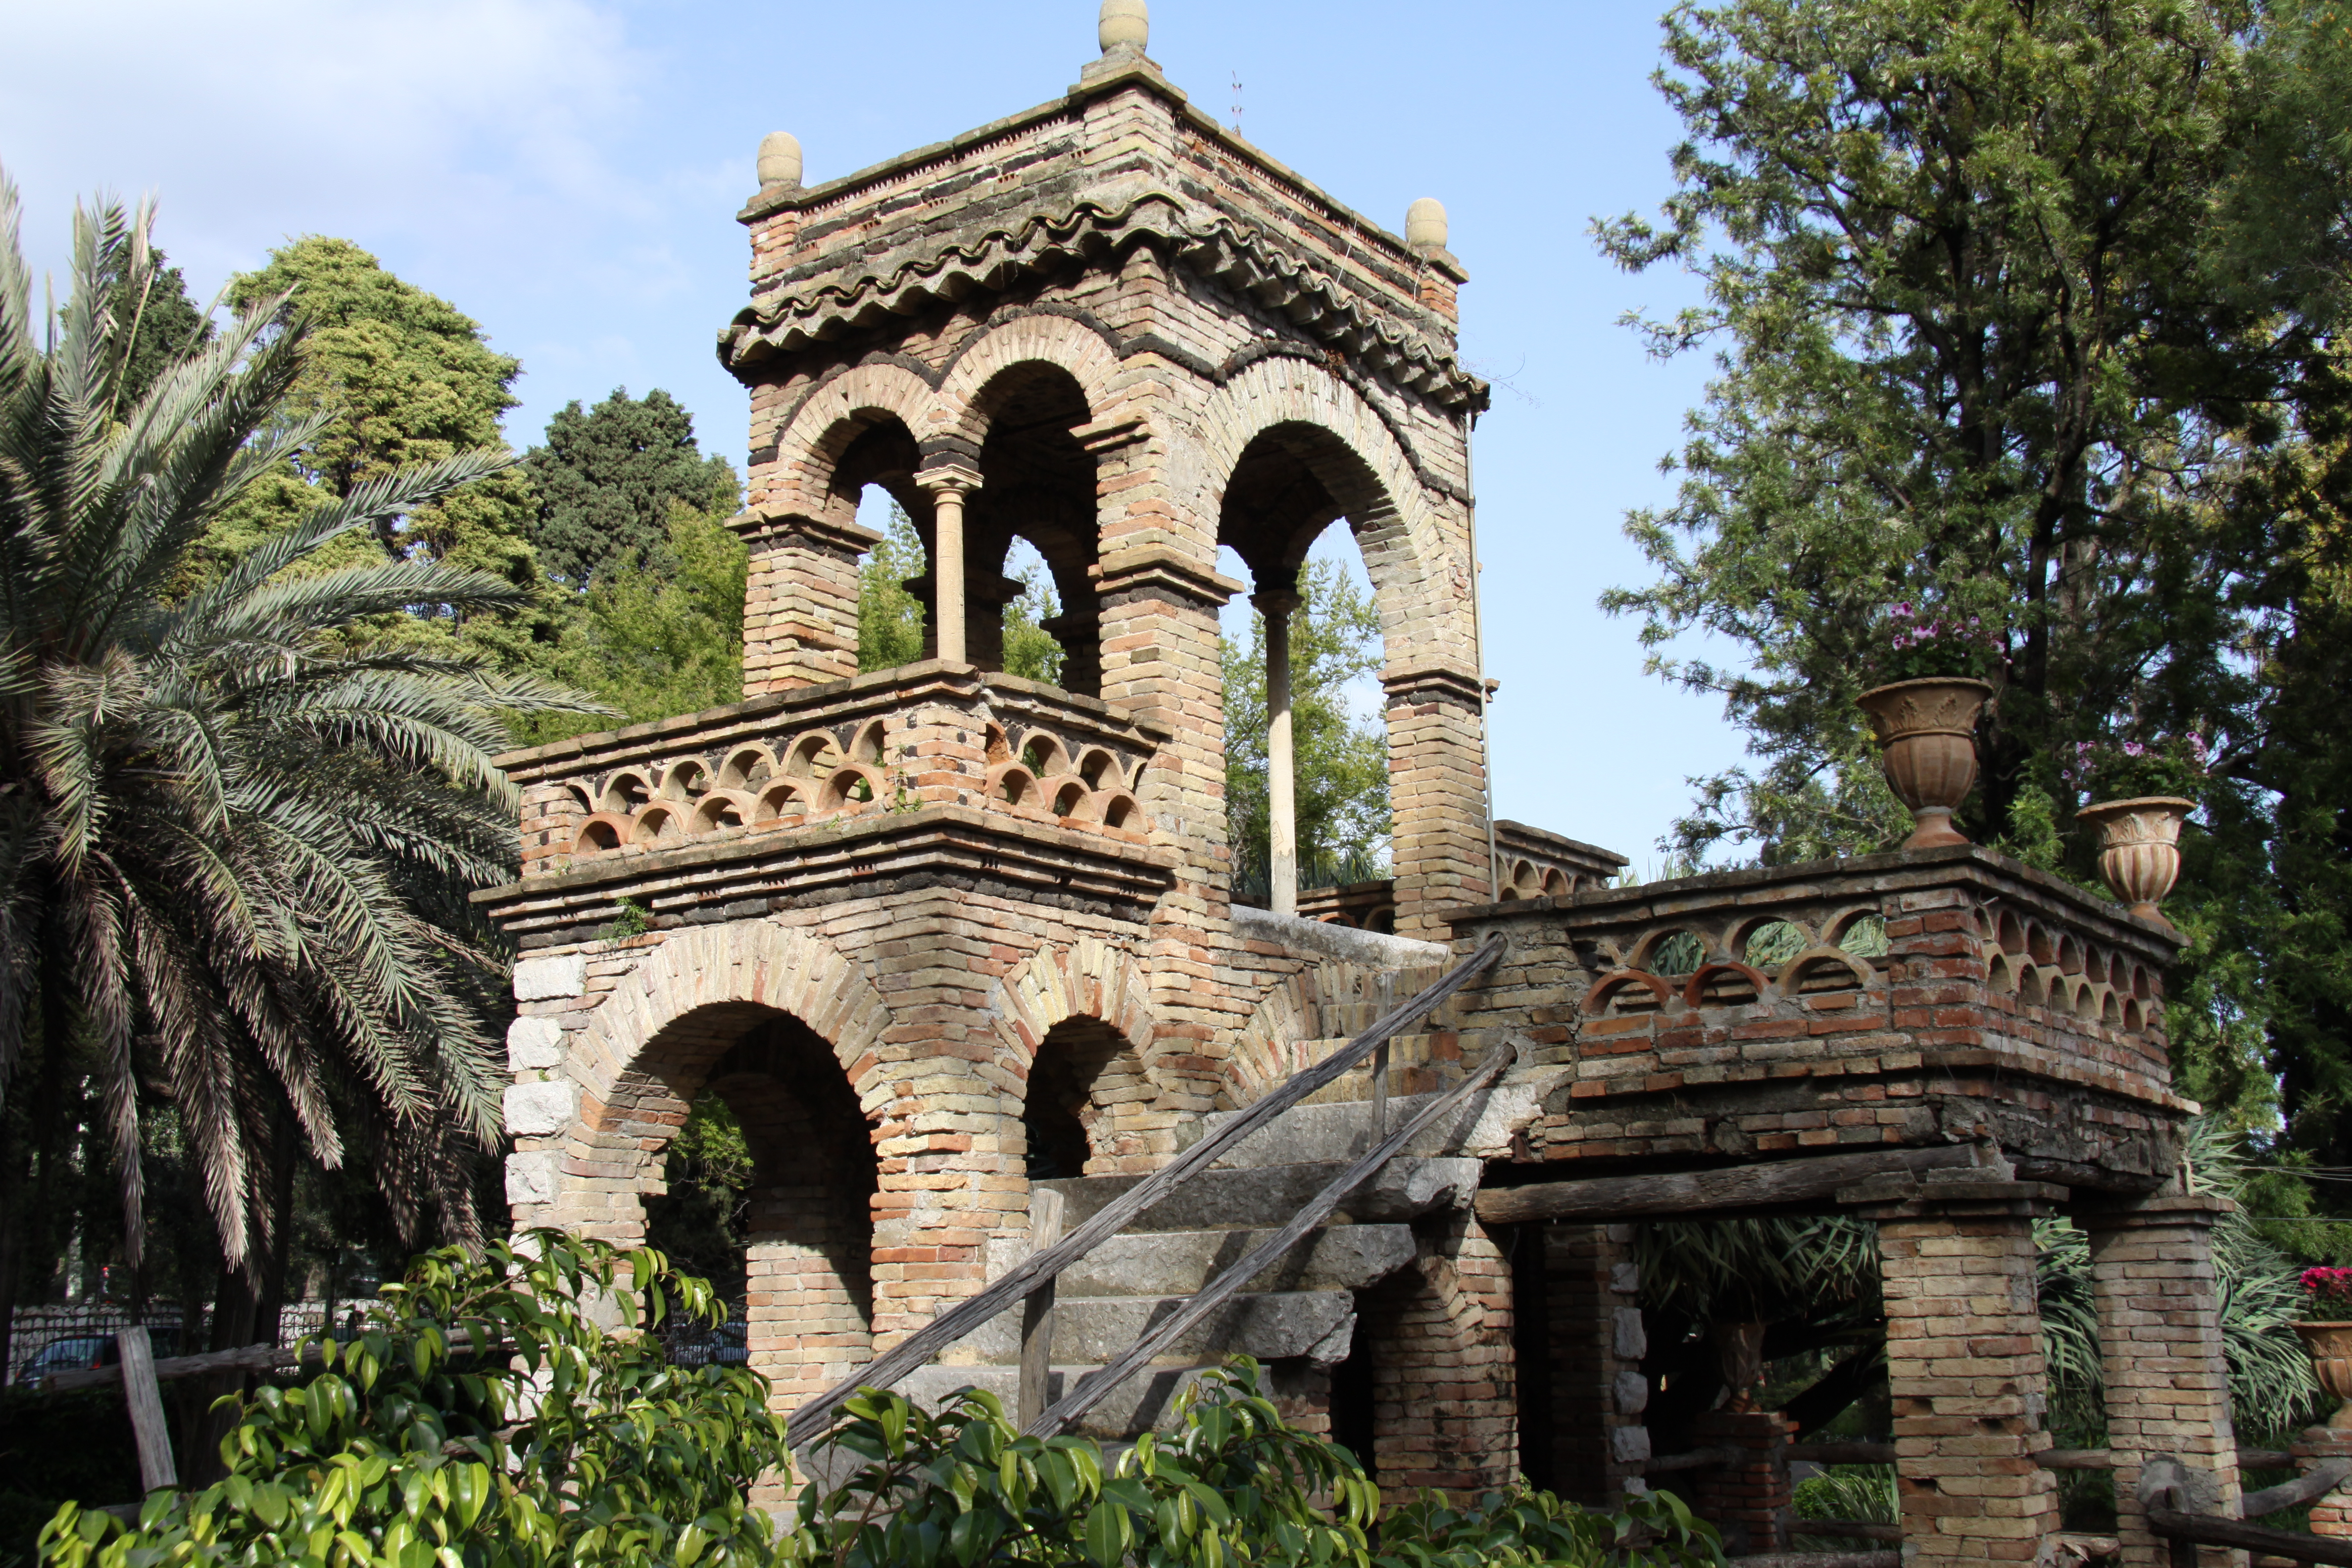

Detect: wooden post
[117, 1326, 178, 1493]
[1019, 1187, 1066, 1430]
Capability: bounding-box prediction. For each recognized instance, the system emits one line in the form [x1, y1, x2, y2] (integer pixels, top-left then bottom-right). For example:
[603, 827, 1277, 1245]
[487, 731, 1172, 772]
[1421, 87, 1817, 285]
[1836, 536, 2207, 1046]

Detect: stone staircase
[895, 1080, 1483, 1439]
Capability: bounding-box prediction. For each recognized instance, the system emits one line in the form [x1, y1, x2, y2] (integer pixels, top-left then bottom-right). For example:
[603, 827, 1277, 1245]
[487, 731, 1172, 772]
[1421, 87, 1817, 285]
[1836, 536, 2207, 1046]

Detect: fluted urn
[2295, 1323, 2352, 1428]
[2078, 795, 2194, 931]
[1856, 678, 1995, 850]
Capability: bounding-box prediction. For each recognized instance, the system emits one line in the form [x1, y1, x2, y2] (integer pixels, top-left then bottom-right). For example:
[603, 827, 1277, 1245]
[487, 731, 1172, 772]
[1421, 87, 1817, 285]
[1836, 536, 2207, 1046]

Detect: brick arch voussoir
[1194, 361, 1462, 665]
[570, 923, 894, 1156]
[767, 362, 940, 523]
[987, 936, 1158, 1075]
[1225, 969, 1322, 1110]
[937, 314, 1128, 450]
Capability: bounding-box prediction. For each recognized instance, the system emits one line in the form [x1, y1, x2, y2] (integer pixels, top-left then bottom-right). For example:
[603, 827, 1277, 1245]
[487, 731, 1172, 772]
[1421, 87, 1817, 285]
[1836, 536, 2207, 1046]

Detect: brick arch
[1193, 359, 1470, 671]
[569, 922, 890, 1131]
[764, 361, 938, 527]
[937, 312, 1129, 447]
[986, 936, 1161, 1174]
[1224, 959, 1446, 1110]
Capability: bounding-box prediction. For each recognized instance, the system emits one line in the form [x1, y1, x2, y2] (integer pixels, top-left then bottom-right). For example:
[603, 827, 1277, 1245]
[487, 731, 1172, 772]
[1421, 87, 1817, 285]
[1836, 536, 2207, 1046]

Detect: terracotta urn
[1856, 678, 1995, 850]
[2295, 1322, 2352, 1428]
[2077, 795, 2194, 930]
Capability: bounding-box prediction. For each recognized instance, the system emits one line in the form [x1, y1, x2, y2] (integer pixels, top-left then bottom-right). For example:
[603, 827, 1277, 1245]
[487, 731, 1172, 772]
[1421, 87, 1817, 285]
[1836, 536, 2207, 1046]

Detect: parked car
[12, 1325, 182, 1389]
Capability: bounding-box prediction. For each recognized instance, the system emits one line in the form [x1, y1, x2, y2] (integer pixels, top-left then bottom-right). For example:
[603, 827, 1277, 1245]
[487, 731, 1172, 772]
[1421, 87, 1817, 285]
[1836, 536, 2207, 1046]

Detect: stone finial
[1407, 197, 1449, 250]
[757, 131, 803, 190]
[1099, 0, 1148, 53]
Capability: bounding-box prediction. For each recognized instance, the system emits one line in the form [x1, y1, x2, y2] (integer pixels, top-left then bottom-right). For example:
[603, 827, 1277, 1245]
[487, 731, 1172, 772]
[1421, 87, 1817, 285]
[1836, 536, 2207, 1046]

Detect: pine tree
[524, 388, 739, 588]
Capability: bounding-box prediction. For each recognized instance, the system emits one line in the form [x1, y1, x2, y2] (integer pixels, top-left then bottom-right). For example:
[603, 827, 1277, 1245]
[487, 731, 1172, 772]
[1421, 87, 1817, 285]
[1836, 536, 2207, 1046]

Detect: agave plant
[0, 173, 597, 1279]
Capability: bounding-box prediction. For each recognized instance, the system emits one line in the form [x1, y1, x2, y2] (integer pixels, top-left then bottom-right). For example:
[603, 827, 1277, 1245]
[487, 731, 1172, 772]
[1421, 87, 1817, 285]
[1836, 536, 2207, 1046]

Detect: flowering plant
[2069, 734, 2209, 804]
[1869, 601, 2004, 684]
[2303, 1265, 2352, 1316]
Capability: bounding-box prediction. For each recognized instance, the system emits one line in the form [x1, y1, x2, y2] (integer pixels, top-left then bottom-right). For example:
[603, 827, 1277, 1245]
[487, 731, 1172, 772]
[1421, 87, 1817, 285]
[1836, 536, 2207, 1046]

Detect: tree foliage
[1600, 0, 2352, 1179]
[524, 388, 739, 588]
[211, 237, 558, 670]
[1223, 559, 1390, 893]
[39, 1234, 1727, 1568]
[40, 1234, 788, 1568]
[0, 179, 595, 1285]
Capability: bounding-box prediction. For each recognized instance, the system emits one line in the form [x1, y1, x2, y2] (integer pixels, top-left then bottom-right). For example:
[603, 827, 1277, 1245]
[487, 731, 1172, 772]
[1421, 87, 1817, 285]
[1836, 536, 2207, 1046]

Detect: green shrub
[801, 1376, 1721, 1568]
[37, 1232, 1724, 1568]
[40, 1232, 786, 1568]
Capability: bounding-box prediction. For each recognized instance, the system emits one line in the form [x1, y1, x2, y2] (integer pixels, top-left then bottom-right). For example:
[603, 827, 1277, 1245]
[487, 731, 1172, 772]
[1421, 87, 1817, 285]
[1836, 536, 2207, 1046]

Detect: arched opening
[635, 1007, 879, 1399]
[1022, 1017, 1145, 1179]
[1217, 421, 1398, 916]
[967, 363, 1095, 693]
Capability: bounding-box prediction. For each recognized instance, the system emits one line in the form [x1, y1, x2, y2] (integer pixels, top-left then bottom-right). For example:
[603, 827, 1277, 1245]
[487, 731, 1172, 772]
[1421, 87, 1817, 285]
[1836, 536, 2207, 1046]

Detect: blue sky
[0, 0, 1751, 871]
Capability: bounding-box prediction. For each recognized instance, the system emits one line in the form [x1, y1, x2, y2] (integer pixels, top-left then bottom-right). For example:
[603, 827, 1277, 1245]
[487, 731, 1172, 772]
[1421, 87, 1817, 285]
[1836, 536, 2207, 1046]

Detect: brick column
[1858, 1177, 2062, 1568]
[2080, 1193, 2241, 1568]
[1381, 659, 1492, 941]
[2296, 1428, 2352, 1543]
[1093, 542, 1243, 1141]
[735, 511, 883, 693]
[1690, 1409, 1795, 1556]
[1517, 1222, 1648, 1507]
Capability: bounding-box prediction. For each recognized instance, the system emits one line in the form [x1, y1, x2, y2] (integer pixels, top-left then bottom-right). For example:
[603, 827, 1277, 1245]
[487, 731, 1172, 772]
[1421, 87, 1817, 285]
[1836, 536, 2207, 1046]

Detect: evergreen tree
[1598, 0, 2352, 1191]
[212, 238, 560, 671]
[524, 387, 739, 588]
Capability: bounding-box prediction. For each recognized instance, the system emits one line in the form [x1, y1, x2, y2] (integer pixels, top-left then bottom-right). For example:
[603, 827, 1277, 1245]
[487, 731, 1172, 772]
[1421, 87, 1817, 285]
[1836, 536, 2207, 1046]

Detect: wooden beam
[44, 1340, 292, 1394]
[1475, 1144, 1983, 1227]
[1017, 1186, 1064, 1431]
[2241, 1460, 2352, 1520]
[116, 1326, 178, 1493]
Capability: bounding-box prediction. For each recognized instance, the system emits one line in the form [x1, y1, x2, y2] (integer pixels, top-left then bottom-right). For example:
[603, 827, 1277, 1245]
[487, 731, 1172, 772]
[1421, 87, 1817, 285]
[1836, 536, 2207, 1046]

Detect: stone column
[919, 469, 979, 665]
[1857, 1177, 2063, 1568]
[2080, 1192, 2241, 1568]
[1254, 586, 1300, 917]
[735, 511, 884, 693]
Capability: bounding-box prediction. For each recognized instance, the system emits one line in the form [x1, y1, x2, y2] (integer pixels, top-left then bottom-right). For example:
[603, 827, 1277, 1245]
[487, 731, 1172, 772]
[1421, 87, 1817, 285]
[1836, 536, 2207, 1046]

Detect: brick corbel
[1092, 543, 1243, 611]
[1381, 657, 1484, 710]
[732, 507, 883, 556]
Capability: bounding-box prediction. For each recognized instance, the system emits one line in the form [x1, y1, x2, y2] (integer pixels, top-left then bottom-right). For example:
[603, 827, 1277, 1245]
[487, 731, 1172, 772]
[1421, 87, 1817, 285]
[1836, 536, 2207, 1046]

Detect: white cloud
[0, 0, 645, 286]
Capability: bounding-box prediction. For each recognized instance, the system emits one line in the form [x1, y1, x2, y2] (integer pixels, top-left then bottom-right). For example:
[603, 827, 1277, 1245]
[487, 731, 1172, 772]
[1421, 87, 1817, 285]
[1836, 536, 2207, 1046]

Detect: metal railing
[783, 931, 1509, 1450]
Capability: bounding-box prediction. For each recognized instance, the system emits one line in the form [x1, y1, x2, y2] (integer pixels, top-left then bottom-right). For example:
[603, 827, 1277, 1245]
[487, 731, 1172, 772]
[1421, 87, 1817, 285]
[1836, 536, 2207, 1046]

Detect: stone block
[504, 1079, 578, 1137]
[507, 1015, 565, 1072]
[505, 1151, 561, 1206]
[514, 952, 588, 1002]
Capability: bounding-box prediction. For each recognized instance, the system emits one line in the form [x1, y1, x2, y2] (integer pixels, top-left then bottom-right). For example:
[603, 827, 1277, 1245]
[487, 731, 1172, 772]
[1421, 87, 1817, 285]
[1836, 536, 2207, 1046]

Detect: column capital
[915, 461, 982, 496]
[1251, 587, 1302, 619]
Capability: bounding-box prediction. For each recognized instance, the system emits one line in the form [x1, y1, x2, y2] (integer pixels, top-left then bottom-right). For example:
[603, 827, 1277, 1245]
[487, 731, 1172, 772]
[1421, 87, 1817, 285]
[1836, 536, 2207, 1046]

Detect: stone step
[1178, 1093, 1486, 1169]
[955, 1287, 1354, 1367]
[1052, 1224, 1412, 1300]
[1037, 1156, 1477, 1233]
[892, 1362, 1221, 1440]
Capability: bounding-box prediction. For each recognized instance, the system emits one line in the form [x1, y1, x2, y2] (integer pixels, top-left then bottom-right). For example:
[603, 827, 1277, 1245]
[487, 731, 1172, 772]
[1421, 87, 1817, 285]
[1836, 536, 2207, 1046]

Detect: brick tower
[480, 0, 1597, 1493]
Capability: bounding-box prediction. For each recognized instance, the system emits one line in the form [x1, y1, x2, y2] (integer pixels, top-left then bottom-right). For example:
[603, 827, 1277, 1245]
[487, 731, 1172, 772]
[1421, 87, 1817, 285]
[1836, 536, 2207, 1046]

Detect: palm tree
[0, 174, 596, 1363]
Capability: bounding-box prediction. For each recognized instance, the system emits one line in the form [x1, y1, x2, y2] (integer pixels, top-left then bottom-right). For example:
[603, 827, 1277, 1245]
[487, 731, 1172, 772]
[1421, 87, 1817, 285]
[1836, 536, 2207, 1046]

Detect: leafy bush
[37, 1232, 1723, 1568]
[801, 1377, 1721, 1568]
[1790, 1466, 1894, 1526]
[40, 1233, 787, 1568]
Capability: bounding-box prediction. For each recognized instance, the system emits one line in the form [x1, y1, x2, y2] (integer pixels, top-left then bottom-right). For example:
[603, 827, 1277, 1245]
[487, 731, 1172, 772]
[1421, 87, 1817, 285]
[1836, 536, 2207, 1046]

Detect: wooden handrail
[2147, 1509, 2352, 1567]
[1787, 1442, 1897, 1466]
[1028, 1037, 1519, 1436]
[783, 931, 1509, 1449]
